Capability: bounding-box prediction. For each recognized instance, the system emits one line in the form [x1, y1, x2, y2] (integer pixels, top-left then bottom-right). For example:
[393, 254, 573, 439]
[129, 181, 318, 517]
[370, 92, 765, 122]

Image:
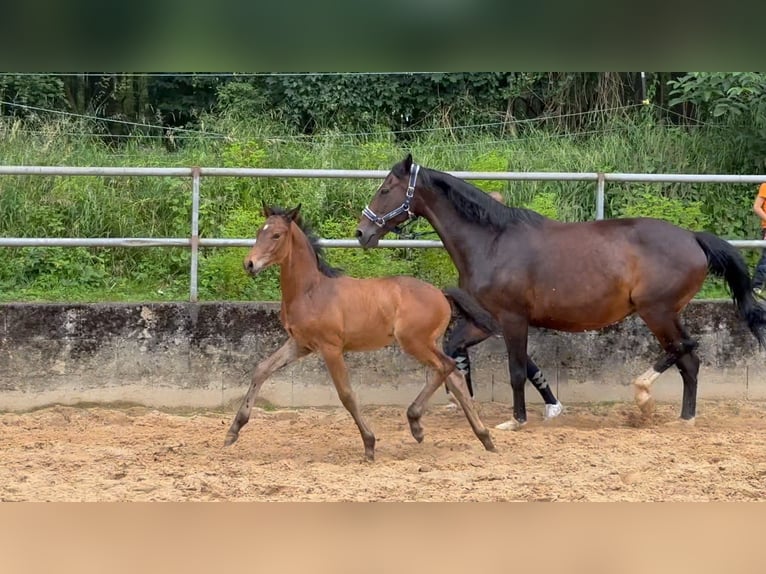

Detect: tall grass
[0, 112, 759, 302]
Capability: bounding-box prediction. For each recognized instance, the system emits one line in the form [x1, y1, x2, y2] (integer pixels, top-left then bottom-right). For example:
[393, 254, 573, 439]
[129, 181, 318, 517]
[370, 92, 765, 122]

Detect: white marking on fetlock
[635, 386, 651, 407]
[495, 419, 526, 431]
[635, 367, 662, 388]
[544, 401, 563, 420]
[633, 368, 661, 407]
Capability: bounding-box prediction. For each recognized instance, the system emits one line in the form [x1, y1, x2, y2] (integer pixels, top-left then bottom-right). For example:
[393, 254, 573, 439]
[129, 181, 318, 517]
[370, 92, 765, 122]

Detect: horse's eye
[272, 233, 281, 239]
[380, 188, 390, 195]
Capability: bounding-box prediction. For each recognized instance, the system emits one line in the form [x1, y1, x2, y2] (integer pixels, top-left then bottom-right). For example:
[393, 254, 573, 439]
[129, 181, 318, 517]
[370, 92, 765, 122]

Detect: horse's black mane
[392, 160, 546, 231]
[269, 206, 344, 278]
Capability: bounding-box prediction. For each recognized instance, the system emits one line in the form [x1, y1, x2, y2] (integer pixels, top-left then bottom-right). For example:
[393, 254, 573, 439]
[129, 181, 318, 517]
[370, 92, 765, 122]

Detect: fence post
[596, 173, 605, 220]
[190, 167, 201, 302]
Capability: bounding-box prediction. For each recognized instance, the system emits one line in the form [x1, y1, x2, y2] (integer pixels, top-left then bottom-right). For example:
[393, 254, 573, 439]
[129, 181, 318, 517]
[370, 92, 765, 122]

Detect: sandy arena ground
[1, 399, 766, 501]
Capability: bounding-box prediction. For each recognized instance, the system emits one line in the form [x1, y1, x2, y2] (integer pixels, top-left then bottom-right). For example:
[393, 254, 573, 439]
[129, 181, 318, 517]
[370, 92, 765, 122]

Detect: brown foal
[224, 203, 495, 460]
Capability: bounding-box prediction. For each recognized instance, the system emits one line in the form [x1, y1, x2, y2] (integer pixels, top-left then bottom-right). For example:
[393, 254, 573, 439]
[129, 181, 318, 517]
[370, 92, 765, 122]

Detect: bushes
[0, 113, 760, 302]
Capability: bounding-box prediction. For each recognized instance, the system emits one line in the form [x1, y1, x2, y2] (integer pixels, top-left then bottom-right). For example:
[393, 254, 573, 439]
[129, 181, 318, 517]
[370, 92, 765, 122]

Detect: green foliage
[524, 192, 559, 219]
[617, 189, 710, 230]
[316, 218, 409, 277]
[0, 89, 763, 303]
[198, 207, 281, 301]
[469, 151, 507, 192]
[669, 72, 766, 170]
[0, 75, 66, 109]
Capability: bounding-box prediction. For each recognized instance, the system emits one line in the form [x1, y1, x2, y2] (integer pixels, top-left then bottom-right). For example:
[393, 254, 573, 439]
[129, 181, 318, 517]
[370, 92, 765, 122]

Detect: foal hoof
[223, 432, 239, 447]
[481, 435, 497, 452]
[495, 419, 526, 431]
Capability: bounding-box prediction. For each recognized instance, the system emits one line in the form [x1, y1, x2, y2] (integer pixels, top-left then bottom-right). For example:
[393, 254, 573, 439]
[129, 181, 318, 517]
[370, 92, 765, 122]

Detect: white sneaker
[544, 401, 563, 420]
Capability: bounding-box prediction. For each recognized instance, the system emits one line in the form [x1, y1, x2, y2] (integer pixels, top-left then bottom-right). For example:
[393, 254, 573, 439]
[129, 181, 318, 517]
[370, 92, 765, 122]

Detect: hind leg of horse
[676, 351, 700, 421]
[402, 337, 494, 451]
[401, 337, 456, 442]
[320, 347, 376, 461]
[225, 338, 311, 447]
[526, 357, 563, 419]
[443, 316, 491, 398]
[634, 310, 697, 418]
[443, 370, 495, 452]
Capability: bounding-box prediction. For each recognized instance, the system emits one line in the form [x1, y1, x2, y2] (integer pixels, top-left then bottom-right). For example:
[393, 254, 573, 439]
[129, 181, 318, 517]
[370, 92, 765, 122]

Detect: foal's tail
[443, 287, 500, 335]
[695, 231, 766, 347]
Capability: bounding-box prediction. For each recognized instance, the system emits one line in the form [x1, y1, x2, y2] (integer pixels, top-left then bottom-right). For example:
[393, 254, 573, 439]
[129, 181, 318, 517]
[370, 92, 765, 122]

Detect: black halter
[362, 163, 420, 228]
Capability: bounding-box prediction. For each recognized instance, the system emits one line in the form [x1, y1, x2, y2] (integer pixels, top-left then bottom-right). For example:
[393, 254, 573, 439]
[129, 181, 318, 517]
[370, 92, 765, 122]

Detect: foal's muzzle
[244, 258, 264, 276]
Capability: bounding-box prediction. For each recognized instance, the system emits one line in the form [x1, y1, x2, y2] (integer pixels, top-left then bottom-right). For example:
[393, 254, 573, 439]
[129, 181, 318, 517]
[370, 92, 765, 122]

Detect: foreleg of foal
[320, 346, 377, 461]
[224, 338, 310, 447]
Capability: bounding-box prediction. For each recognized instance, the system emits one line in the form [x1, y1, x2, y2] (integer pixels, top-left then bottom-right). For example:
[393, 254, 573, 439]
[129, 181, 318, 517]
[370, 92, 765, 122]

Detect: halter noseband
[362, 163, 420, 228]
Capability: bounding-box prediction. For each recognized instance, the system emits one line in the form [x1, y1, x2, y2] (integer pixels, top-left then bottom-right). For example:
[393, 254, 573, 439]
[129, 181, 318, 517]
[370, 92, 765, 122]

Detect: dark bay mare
[225, 203, 496, 460]
[356, 154, 766, 430]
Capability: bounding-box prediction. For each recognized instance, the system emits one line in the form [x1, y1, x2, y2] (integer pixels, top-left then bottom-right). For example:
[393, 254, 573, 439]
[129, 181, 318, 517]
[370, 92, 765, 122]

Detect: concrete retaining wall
[0, 301, 764, 412]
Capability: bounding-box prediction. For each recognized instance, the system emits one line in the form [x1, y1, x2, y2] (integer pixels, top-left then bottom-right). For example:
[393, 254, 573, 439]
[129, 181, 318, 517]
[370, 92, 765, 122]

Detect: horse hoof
[495, 419, 526, 431]
[544, 401, 564, 420]
[223, 432, 239, 447]
[637, 395, 655, 418]
[666, 417, 696, 428]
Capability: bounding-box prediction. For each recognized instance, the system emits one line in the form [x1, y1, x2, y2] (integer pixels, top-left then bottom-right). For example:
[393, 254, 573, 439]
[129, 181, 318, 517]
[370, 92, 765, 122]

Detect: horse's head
[356, 153, 419, 248]
[244, 203, 301, 275]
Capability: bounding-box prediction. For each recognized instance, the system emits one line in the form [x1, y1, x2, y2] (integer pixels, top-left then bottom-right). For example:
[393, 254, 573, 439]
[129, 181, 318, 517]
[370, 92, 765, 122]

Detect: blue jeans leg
[753, 229, 766, 289]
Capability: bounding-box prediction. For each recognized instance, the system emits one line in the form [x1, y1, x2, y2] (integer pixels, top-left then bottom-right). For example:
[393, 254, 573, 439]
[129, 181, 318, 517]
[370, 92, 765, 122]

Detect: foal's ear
[285, 203, 302, 222]
[261, 200, 271, 217]
[403, 153, 413, 173]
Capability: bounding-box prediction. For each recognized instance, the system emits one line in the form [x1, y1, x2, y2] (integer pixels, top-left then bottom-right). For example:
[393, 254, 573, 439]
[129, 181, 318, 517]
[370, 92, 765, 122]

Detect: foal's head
[243, 203, 301, 276]
[356, 153, 418, 248]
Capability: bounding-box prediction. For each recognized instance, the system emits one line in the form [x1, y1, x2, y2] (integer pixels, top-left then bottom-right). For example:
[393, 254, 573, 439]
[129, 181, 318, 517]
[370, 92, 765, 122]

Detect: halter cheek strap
[362, 163, 420, 228]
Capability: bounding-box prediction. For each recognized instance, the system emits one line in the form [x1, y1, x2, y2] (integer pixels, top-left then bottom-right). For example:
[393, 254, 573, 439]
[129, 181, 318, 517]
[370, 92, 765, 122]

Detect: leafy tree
[669, 72, 766, 170]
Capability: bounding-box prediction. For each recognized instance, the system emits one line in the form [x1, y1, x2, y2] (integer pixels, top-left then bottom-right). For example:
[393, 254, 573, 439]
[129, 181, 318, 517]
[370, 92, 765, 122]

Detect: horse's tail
[695, 231, 766, 347]
[443, 286, 499, 335]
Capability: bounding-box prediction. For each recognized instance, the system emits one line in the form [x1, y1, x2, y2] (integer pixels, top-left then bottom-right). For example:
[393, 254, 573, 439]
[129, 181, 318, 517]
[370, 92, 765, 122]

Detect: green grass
[0, 113, 760, 302]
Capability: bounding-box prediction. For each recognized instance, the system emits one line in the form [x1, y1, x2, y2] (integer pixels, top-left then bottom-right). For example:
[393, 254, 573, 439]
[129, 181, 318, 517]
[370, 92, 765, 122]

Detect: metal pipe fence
[0, 166, 764, 301]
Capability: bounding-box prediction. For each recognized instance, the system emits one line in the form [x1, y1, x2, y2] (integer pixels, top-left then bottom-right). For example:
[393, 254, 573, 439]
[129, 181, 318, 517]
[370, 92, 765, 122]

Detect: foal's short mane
[392, 160, 546, 231]
[268, 206, 343, 278]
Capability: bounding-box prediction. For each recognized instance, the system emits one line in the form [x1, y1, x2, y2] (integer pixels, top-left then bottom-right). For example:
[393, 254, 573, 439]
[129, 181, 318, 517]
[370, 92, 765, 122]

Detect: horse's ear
[261, 200, 271, 217]
[403, 153, 413, 173]
[285, 203, 302, 222]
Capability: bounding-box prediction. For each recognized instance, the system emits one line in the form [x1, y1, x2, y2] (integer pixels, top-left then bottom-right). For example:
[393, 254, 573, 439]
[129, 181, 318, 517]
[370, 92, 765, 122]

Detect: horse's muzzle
[355, 226, 380, 248]
[243, 258, 264, 276]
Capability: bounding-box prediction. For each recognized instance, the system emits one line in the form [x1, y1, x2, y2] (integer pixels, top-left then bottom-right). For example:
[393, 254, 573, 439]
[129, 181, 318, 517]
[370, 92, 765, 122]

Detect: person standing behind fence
[752, 182, 766, 294]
